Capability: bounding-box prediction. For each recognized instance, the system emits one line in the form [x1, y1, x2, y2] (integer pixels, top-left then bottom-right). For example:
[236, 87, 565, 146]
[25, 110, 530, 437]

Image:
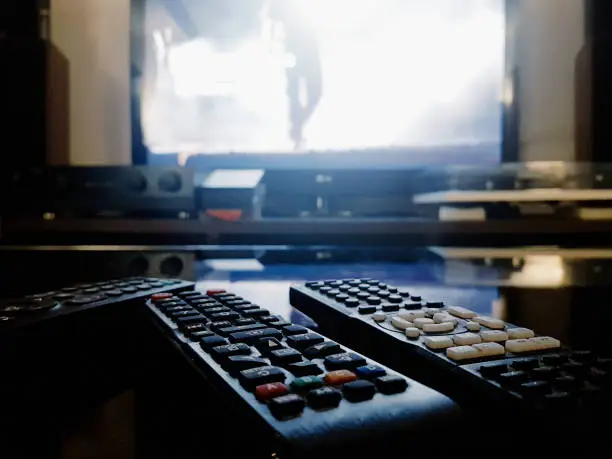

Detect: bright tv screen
[138, 0, 507, 166]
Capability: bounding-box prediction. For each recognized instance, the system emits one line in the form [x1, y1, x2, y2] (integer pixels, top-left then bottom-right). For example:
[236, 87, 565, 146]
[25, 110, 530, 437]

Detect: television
[131, 0, 517, 169]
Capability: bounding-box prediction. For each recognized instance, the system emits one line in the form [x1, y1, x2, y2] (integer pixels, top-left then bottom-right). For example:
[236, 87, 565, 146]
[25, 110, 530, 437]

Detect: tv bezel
[130, 0, 520, 167]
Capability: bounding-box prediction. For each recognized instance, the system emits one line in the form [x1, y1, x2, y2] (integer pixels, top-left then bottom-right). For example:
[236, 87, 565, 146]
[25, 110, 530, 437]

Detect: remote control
[290, 279, 611, 426]
[0, 276, 194, 331]
[145, 289, 462, 457]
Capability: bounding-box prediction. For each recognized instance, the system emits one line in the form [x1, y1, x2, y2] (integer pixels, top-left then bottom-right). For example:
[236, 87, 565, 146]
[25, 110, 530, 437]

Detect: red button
[151, 293, 173, 301]
[255, 383, 289, 402]
[207, 289, 226, 296]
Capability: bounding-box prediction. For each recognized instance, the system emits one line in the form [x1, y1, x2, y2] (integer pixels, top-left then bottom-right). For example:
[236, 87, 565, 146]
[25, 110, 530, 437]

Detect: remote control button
[447, 306, 477, 319]
[269, 320, 293, 329]
[542, 354, 568, 366]
[561, 361, 587, 376]
[505, 337, 561, 354]
[226, 356, 268, 373]
[376, 375, 408, 395]
[465, 321, 482, 332]
[345, 299, 360, 308]
[287, 360, 323, 376]
[105, 290, 123, 297]
[226, 299, 251, 307]
[335, 294, 350, 302]
[530, 366, 557, 380]
[320, 287, 332, 294]
[209, 321, 233, 332]
[387, 295, 403, 304]
[348, 280, 361, 286]
[64, 295, 107, 306]
[367, 287, 380, 294]
[168, 309, 199, 319]
[357, 292, 370, 300]
[348, 287, 361, 295]
[306, 282, 325, 290]
[202, 307, 232, 317]
[286, 333, 325, 350]
[200, 335, 229, 350]
[498, 371, 529, 388]
[343, 380, 376, 402]
[235, 318, 257, 326]
[218, 323, 267, 337]
[234, 303, 256, 311]
[405, 328, 420, 339]
[136, 284, 154, 290]
[570, 350, 595, 362]
[594, 357, 612, 371]
[291, 376, 324, 392]
[410, 295, 421, 301]
[211, 343, 251, 360]
[480, 330, 509, 343]
[358, 284, 371, 291]
[518, 381, 550, 398]
[254, 337, 284, 356]
[355, 364, 387, 379]
[180, 322, 208, 334]
[398, 310, 426, 321]
[339, 285, 352, 292]
[151, 293, 173, 301]
[423, 322, 455, 334]
[324, 370, 357, 386]
[324, 353, 367, 371]
[230, 328, 283, 345]
[432, 313, 457, 325]
[404, 303, 423, 310]
[206, 289, 226, 296]
[303, 341, 342, 359]
[453, 333, 482, 346]
[283, 325, 309, 336]
[239, 366, 286, 390]
[210, 311, 240, 322]
[512, 359, 540, 371]
[414, 318, 434, 329]
[270, 348, 303, 366]
[378, 291, 391, 299]
[83, 288, 100, 294]
[326, 289, 341, 297]
[507, 328, 535, 340]
[255, 383, 289, 402]
[373, 312, 387, 322]
[268, 394, 305, 419]
[473, 316, 505, 330]
[187, 330, 215, 341]
[424, 336, 454, 350]
[446, 346, 481, 361]
[366, 297, 382, 305]
[242, 308, 271, 318]
[381, 304, 400, 312]
[391, 316, 414, 330]
[308, 387, 342, 409]
[359, 306, 377, 315]
[479, 363, 509, 379]
[472, 342, 506, 358]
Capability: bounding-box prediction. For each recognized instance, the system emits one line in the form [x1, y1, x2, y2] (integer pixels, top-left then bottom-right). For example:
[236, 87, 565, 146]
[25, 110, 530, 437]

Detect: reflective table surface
[2, 245, 612, 349]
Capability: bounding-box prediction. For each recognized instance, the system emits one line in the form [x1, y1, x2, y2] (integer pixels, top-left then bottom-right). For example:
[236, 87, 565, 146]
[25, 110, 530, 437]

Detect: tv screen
[135, 0, 509, 168]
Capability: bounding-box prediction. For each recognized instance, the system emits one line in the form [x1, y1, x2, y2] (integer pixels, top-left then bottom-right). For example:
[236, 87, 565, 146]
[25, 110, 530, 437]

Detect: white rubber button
[447, 306, 477, 319]
[465, 321, 481, 332]
[446, 346, 481, 361]
[405, 328, 420, 339]
[474, 316, 505, 330]
[507, 328, 535, 340]
[505, 337, 561, 354]
[424, 336, 454, 350]
[423, 322, 455, 334]
[391, 316, 414, 330]
[453, 333, 482, 346]
[480, 330, 509, 343]
[472, 342, 505, 357]
[398, 310, 426, 321]
[414, 318, 435, 329]
[373, 312, 387, 322]
[433, 313, 458, 325]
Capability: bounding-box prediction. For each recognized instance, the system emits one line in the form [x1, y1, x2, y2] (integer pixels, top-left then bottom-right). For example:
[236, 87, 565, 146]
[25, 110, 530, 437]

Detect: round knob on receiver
[124, 171, 148, 193]
[158, 171, 182, 193]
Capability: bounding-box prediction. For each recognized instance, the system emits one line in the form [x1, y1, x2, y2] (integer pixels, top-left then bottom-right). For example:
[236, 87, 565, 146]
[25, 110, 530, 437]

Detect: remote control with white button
[145, 289, 462, 457]
[290, 279, 611, 422]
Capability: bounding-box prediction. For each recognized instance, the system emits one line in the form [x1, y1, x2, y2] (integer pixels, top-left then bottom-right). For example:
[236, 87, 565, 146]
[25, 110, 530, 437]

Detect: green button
[290, 376, 324, 392]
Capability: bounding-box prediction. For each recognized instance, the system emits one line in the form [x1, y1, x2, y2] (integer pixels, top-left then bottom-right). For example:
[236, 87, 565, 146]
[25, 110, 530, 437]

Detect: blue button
[355, 364, 387, 379]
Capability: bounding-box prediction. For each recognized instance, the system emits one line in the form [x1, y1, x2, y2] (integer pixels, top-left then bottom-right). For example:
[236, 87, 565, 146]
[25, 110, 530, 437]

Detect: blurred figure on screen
[265, 0, 323, 149]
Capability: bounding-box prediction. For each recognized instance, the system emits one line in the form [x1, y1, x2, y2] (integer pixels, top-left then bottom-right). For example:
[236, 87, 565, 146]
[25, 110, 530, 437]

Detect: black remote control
[145, 289, 462, 458]
[290, 279, 611, 427]
[0, 276, 193, 331]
